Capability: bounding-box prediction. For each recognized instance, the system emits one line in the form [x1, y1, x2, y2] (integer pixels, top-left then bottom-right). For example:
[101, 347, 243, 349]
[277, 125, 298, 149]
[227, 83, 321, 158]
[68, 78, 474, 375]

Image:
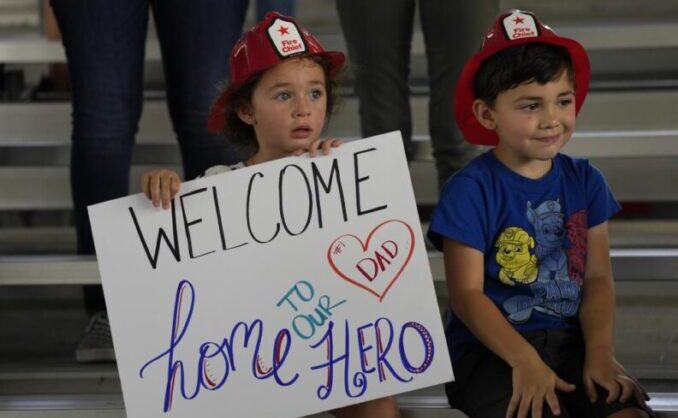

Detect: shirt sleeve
[427, 175, 488, 253]
[197, 162, 247, 179]
[585, 162, 621, 228]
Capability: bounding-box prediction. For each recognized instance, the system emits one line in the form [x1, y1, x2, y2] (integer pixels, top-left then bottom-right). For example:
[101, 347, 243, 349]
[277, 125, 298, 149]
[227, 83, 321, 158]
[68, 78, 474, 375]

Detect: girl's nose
[294, 97, 311, 117]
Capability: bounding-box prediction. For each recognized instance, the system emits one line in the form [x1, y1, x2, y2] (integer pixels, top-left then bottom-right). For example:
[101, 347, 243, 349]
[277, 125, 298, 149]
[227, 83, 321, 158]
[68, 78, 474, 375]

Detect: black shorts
[446, 329, 655, 418]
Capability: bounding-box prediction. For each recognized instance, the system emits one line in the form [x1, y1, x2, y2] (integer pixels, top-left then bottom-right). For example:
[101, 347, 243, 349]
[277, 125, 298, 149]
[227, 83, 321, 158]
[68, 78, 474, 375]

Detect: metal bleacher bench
[3, 19, 678, 418]
[0, 391, 677, 417]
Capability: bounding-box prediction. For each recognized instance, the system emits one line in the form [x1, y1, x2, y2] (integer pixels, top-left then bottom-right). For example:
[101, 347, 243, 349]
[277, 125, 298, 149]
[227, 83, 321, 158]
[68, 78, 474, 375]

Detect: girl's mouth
[291, 126, 312, 139]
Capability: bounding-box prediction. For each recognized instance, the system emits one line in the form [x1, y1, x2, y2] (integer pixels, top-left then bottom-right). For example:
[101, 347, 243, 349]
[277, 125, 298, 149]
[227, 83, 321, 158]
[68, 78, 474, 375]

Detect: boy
[427, 10, 653, 418]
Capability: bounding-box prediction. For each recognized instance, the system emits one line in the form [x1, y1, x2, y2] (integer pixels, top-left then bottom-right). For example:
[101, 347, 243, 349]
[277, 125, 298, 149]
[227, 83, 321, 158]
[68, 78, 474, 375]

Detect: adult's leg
[51, 0, 148, 314]
[255, 0, 295, 20]
[336, 0, 416, 160]
[419, 0, 498, 189]
[152, 0, 248, 180]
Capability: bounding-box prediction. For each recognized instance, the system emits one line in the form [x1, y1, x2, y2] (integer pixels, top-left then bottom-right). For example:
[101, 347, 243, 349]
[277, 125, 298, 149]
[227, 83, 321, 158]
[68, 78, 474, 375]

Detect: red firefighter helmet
[208, 11, 345, 133]
[454, 10, 591, 146]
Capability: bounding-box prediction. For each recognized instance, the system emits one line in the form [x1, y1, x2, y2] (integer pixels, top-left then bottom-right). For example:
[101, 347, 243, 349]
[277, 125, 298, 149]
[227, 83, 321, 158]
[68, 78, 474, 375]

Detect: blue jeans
[51, 0, 294, 314]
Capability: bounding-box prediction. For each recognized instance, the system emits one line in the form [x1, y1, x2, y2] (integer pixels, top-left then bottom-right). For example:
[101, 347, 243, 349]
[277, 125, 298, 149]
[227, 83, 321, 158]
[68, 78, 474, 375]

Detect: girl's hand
[303, 138, 344, 157]
[507, 354, 575, 418]
[583, 348, 650, 406]
[141, 169, 181, 209]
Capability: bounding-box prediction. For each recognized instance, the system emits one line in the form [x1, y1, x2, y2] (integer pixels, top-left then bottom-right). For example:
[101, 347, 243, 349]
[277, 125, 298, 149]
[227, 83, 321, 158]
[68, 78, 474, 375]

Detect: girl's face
[238, 58, 328, 161]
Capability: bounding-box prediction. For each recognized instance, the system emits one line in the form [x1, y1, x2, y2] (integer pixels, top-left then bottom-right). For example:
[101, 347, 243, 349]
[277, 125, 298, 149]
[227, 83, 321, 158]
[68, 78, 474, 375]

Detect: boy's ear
[236, 104, 256, 126]
[472, 99, 497, 131]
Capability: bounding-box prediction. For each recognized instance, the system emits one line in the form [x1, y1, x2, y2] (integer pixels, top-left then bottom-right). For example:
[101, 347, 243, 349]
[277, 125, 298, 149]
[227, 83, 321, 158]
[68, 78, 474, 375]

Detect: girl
[141, 11, 400, 418]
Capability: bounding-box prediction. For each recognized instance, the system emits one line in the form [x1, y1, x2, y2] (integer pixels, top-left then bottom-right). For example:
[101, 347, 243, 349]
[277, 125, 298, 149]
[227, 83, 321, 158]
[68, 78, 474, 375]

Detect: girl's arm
[141, 169, 181, 209]
[443, 238, 573, 418]
[306, 138, 343, 157]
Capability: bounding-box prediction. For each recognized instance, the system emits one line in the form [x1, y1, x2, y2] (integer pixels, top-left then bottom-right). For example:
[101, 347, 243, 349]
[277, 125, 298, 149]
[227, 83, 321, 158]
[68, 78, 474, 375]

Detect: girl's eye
[276, 91, 291, 101]
[522, 103, 540, 111]
[310, 89, 324, 100]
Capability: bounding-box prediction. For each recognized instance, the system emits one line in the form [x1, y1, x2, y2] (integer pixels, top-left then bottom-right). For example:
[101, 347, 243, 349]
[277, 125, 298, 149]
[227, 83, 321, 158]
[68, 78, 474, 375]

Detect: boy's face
[238, 57, 328, 159]
[476, 72, 576, 171]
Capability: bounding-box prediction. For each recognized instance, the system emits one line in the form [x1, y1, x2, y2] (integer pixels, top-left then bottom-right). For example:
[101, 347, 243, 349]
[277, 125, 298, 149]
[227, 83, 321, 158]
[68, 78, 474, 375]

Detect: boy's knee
[607, 408, 650, 418]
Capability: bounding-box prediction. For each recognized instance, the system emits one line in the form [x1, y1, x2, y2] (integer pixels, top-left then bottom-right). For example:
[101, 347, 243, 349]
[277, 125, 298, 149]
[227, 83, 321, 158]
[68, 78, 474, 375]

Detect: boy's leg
[335, 0, 416, 160]
[448, 336, 571, 418]
[548, 330, 655, 418]
[608, 410, 650, 418]
[152, 0, 248, 180]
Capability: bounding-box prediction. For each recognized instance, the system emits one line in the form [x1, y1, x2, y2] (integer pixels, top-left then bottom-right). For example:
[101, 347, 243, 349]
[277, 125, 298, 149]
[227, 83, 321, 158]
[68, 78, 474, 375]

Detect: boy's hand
[583, 348, 650, 406]
[301, 138, 343, 157]
[141, 169, 181, 209]
[507, 354, 575, 418]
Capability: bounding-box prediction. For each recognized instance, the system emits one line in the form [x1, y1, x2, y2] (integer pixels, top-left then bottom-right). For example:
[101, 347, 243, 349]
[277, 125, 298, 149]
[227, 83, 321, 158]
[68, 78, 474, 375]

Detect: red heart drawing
[326, 219, 415, 302]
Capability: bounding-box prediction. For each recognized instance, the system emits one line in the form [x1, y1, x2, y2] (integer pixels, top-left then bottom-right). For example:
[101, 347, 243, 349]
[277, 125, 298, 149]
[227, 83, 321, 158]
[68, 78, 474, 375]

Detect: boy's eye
[559, 98, 574, 107]
[521, 103, 540, 111]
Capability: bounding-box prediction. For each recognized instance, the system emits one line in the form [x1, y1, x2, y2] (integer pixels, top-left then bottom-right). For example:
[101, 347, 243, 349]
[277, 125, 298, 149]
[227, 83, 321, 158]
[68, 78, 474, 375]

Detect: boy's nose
[538, 106, 561, 129]
[539, 120, 558, 130]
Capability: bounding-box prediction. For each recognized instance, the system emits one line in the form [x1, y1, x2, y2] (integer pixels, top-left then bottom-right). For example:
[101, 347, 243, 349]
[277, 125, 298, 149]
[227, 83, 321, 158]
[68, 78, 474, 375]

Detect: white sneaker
[75, 311, 115, 363]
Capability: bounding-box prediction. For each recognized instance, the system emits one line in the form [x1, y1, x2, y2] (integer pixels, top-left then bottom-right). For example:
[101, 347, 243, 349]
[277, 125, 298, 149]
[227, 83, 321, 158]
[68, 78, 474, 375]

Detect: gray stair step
[0, 162, 441, 210]
[2, 91, 678, 208]
[2, 157, 678, 211]
[4, 19, 678, 63]
[0, 389, 676, 417]
[3, 91, 678, 153]
[4, 220, 678, 255]
[0, 227, 76, 254]
[2, 247, 678, 286]
[2, 251, 677, 364]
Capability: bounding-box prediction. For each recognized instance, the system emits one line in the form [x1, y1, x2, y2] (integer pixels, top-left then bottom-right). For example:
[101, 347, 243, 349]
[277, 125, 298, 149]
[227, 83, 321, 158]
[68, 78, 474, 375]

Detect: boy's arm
[579, 221, 615, 358]
[443, 238, 574, 418]
[579, 221, 649, 405]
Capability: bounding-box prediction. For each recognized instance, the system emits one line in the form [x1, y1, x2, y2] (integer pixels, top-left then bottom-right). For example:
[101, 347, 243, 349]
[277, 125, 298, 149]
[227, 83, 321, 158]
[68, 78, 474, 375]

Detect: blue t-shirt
[427, 151, 621, 362]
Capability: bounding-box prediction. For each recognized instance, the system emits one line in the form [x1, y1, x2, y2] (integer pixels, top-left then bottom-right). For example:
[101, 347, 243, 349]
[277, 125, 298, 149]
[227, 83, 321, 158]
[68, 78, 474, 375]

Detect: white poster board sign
[89, 132, 453, 418]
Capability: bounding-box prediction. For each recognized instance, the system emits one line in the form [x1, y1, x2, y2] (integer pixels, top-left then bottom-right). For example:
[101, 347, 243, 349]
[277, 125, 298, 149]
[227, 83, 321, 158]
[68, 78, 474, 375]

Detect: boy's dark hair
[473, 42, 575, 108]
[218, 56, 340, 152]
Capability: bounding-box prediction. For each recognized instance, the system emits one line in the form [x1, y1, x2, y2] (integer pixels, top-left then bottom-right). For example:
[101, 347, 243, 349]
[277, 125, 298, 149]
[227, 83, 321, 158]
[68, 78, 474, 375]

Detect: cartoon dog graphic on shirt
[495, 227, 539, 286]
[527, 199, 569, 282]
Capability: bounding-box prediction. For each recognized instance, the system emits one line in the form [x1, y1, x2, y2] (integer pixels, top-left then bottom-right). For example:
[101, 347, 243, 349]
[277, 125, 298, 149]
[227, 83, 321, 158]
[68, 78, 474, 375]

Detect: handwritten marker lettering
[328, 220, 415, 301]
[356, 240, 399, 282]
[277, 280, 347, 340]
[139, 280, 299, 412]
[310, 318, 434, 400]
[276, 280, 315, 312]
[129, 151, 387, 270]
